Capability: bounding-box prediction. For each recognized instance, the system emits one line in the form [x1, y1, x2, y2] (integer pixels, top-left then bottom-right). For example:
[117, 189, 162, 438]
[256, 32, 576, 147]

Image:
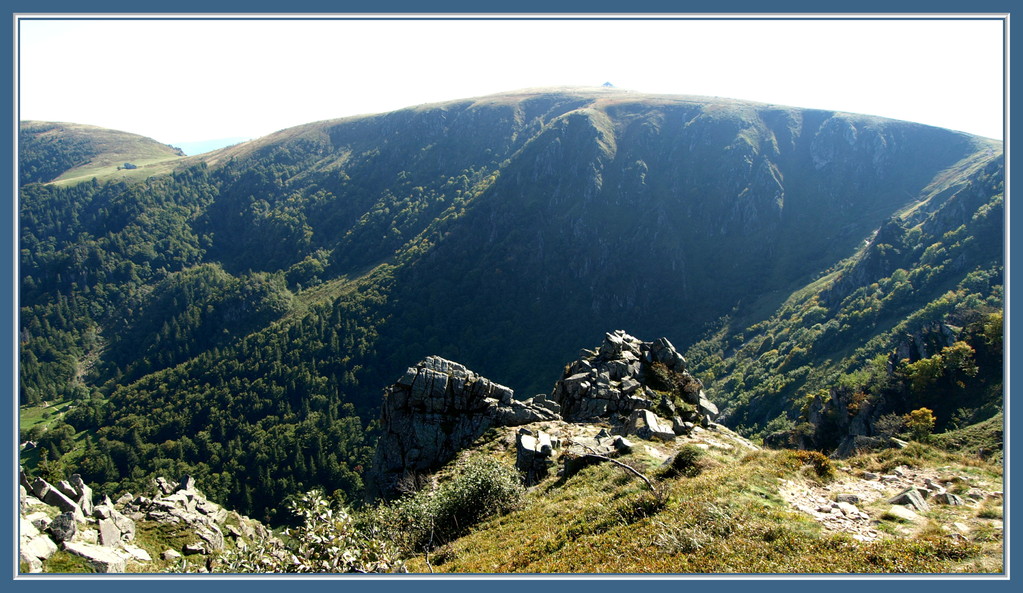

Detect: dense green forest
[18, 89, 1004, 523]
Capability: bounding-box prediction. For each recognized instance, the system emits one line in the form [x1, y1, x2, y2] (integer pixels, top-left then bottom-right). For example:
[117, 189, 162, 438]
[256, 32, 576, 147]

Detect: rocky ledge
[372, 331, 724, 496]
[371, 355, 561, 495]
[19, 471, 271, 573]
[552, 330, 719, 429]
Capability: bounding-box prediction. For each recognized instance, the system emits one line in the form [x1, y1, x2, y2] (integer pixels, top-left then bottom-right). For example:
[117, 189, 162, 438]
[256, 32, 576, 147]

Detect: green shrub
[662, 445, 708, 478]
[376, 453, 524, 554]
[202, 490, 404, 573]
[905, 407, 937, 442]
[791, 450, 835, 480]
[430, 454, 525, 542]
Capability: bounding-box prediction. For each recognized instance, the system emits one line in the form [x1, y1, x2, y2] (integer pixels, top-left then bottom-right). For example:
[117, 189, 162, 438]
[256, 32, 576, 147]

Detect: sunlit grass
[401, 439, 999, 574]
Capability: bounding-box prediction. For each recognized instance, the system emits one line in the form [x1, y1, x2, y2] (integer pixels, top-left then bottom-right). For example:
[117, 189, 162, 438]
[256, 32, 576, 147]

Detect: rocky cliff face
[370, 355, 561, 496]
[371, 331, 723, 496]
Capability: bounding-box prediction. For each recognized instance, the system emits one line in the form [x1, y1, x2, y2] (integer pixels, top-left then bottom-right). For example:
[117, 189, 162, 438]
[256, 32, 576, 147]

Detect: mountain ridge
[18, 89, 1003, 534]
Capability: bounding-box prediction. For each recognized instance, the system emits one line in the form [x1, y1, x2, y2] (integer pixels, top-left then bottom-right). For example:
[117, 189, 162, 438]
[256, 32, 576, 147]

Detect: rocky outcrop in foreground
[552, 330, 718, 429]
[19, 471, 270, 573]
[371, 355, 561, 495]
[372, 331, 724, 495]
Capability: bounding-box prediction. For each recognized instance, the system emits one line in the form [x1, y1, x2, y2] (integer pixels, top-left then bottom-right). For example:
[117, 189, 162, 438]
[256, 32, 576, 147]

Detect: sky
[17, 16, 1006, 148]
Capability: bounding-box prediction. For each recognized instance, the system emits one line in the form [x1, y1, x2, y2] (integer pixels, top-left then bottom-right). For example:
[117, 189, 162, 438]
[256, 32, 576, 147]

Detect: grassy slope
[20, 120, 188, 185]
[401, 427, 1002, 574]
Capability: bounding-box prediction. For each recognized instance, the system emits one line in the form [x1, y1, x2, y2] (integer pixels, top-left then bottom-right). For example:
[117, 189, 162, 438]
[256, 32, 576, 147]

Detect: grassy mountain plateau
[18, 88, 1004, 574]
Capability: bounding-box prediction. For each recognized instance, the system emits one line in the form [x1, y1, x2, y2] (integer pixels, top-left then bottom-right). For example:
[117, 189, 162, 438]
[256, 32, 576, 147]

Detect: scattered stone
[47, 512, 77, 543]
[885, 505, 920, 522]
[63, 541, 127, 573]
[26, 512, 51, 532]
[933, 492, 966, 506]
[162, 549, 183, 562]
[613, 436, 634, 453]
[98, 518, 121, 547]
[835, 501, 860, 516]
[888, 488, 931, 512]
[965, 488, 986, 500]
[118, 544, 152, 563]
[626, 409, 676, 441]
[19, 552, 43, 573]
[835, 493, 861, 504]
[20, 534, 58, 563]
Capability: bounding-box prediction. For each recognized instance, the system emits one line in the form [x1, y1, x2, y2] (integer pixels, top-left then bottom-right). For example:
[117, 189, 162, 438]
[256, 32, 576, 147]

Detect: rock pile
[372, 355, 561, 495]
[19, 470, 270, 573]
[373, 332, 726, 494]
[551, 330, 719, 431]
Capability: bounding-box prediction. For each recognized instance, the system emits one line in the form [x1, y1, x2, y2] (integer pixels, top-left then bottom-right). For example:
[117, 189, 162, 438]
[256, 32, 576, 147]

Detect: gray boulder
[177, 475, 197, 493]
[612, 436, 634, 453]
[98, 519, 121, 547]
[21, 534, 58, 563]
[626, 409, 676, 441]
[70, 475, 94, 516]
[63, 541, 127, 573]
[20, 514, 58, 569]
[33, 478, 85, 523]
[516, 429, 558, 485]
[48, 512, 77, 543]
[94, 498, 139, 547]
[933, 492, 966, 506]
[888, 487, 931, 512]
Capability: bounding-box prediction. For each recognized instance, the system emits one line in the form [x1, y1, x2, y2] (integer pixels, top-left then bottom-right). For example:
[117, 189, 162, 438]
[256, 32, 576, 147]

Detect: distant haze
[172, 138, 251, 156]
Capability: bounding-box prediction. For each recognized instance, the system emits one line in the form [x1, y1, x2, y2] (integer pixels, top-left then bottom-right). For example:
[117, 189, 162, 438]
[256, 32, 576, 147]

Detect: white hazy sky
[17, 16, 1006, 146]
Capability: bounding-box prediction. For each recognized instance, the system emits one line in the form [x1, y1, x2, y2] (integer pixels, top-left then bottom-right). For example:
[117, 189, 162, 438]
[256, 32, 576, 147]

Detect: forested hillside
[18, 88, 1003, 522]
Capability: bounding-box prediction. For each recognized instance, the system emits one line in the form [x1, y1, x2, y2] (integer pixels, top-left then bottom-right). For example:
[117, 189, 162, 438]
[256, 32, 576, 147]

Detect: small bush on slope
[373, 453, 525, 556]
[198, 490, 404, 573]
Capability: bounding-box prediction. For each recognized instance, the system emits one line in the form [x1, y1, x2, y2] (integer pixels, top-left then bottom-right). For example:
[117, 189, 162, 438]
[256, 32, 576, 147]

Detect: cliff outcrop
[371, 331, 724, 496]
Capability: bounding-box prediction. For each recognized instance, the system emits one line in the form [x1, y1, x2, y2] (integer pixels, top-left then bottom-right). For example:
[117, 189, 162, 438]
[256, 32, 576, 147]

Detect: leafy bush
[376, 454, 524, 554]
[905, 407, 937, 442]
[662, 445, 708, 478]
[205, 491, 404, 573]
[790, 450, 835, 480]
[431, 455, 524, 538]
